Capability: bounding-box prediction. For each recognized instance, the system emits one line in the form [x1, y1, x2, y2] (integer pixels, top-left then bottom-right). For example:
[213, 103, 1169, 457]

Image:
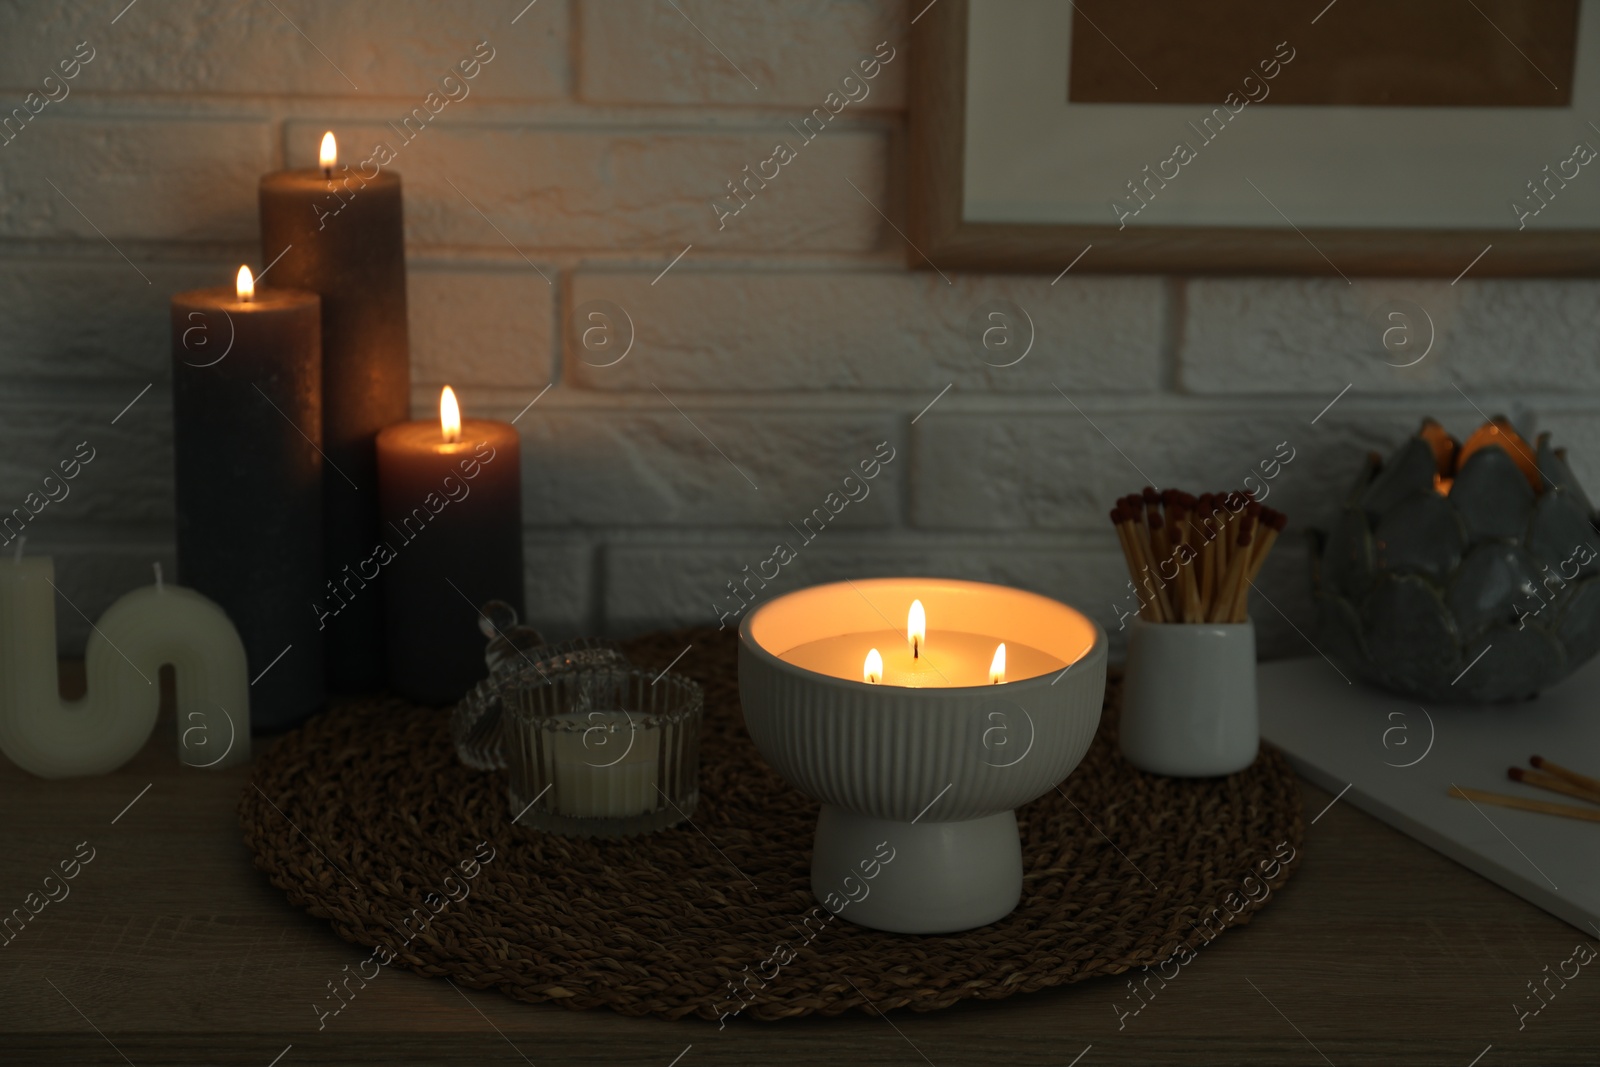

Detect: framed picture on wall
[908, 0, 1600, 276]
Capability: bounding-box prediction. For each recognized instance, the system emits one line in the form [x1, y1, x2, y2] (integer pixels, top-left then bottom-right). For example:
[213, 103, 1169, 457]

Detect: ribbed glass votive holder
[451, 638, 627, 770]
[503, 667, 703, 838]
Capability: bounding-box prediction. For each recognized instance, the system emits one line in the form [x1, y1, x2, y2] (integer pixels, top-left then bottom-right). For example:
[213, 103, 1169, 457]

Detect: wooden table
[3, 678, 1597, 1066]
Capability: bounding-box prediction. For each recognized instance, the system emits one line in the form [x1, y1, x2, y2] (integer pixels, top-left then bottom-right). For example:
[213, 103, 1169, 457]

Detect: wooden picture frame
[907, 0, 1600, 276]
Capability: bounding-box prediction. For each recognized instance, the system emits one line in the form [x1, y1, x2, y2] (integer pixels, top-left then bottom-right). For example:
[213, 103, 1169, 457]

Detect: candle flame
[989, 643, 1006, 685]
[907, 599, 925, 658]
[319, 131, 337, 171]
[863, 648, 883, 684]
[440, 385, 462, 443]
[235, 265, 254, 301]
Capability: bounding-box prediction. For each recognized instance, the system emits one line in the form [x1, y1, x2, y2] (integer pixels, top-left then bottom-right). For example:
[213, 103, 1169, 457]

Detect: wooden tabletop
[3, 681, 1597, 1066]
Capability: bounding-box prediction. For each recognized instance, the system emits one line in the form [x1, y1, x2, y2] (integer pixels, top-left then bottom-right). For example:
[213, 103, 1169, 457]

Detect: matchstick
[1170, 493, 1202, 623]
[1127, 495, 1156, 585]
[1227, 501, 1262, 622]
[1213, 494, 1231, 587]
[1231, 507, 1285, 623]
[1508, 767, 1600, 807]
[1530, 755, 1600, 800]
[1132, 498, 1174, 623]
[1114, 501, 1168, 622]
[1145, 508, 1178, 622]
[1211, 509, 1256, 624]
[1449, 785, 1600, 824]
[1196, 492, 1217, 616]
[1215, 490, 1245, 587]
[1110, 507, 1155, 622]
[1161, 490, 1186, 622]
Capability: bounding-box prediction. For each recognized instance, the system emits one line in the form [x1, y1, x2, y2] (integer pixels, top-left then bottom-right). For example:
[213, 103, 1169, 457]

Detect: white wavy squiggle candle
[0, 555, 250, 778]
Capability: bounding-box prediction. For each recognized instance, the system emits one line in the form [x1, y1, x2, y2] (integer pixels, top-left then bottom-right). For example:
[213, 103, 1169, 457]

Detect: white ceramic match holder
[1120, 617, 1259, 777]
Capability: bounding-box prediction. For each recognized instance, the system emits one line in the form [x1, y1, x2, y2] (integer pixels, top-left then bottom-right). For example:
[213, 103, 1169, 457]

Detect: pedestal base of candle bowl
[738, 578, 1109, 935]
[813, 805, 1023, 933]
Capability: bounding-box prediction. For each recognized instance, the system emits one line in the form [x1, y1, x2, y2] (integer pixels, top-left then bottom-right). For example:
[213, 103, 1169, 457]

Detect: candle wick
[12, 536, 24, 563]
[153, 562, 163, 593]
[913, 638, 919, 659]
[323, 166, 332, 180]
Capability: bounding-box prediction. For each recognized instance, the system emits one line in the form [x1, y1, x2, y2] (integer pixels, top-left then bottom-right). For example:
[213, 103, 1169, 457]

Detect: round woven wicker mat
[240, 625, 1304, 1021]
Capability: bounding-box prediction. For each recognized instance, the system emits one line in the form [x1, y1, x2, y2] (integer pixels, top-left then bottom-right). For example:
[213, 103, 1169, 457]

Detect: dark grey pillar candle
[259, 150, 411, 694]
[171, 276, 324, 730]
[376, 411, 524, 705]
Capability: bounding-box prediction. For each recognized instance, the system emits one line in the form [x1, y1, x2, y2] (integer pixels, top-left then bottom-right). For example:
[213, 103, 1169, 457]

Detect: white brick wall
[577, 0, 904, 107]
[563, 272, 1164, 392]
[1181, 278, 1600, 395]
[0, 2, 569, 98]
[283, 120, 890, 252]
[409, 263, 555, 389]
[0, 119, 273, 240]
[3, 0, 1596, 663]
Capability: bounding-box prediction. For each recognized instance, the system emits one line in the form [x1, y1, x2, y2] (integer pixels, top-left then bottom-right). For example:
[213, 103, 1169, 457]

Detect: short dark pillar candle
[375, 388, 524, 704]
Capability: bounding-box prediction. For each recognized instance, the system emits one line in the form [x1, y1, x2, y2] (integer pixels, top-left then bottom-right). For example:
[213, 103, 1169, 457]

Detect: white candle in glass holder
[547, 712, 660, 818]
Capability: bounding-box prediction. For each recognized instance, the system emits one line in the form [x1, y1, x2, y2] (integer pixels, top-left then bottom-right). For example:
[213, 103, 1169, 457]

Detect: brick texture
[285, 121, 887, 253]
[0, 1, 567, 99]
[0, 257, 232, 381]
[409, 265, 554, 389]
[565, 271, 1164, 392]
[515, 407, 899, 527]
[1181, 278, 1600, 394]
[578, 0, 905, 108]
[522, 535, 593, 637]
[0, 401, 171, 528]
[0, 119, 271, 241]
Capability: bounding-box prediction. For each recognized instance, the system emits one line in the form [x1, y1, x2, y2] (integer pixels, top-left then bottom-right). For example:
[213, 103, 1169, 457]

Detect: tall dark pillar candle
[259, 135, 410, 693]
[376, 391, 524, 704]
[171, 269, 324, 730]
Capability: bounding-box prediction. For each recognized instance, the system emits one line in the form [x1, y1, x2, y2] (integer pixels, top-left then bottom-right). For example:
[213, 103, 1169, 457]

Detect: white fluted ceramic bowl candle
[738, 578, 1106, 934]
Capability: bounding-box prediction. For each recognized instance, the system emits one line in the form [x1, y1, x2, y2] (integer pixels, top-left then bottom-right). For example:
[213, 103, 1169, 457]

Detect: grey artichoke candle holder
[1311, 417, 1600, 703]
